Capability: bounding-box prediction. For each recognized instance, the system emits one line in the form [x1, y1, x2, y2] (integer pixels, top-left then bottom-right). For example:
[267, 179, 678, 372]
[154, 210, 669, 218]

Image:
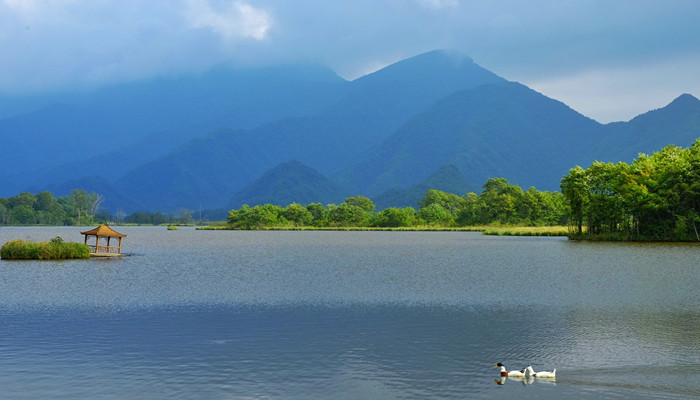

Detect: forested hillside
[1, 50, 699, 214]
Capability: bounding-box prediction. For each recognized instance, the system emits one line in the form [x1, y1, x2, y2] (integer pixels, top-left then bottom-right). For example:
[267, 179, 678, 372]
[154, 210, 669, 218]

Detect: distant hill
[228, 161, 346, 208]
[335, 81, 604, 194]
[595, 93, 700, 162]
[0, 64, 349, 194]
[373, 165, 476, 210]
[44, 176, 146, 213]
[1, 50, 699, 213]
[101, 50, 507, 211]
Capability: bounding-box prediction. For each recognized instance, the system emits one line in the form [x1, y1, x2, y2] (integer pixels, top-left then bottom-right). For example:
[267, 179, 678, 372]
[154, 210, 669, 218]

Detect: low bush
[1, 237, 90, 260]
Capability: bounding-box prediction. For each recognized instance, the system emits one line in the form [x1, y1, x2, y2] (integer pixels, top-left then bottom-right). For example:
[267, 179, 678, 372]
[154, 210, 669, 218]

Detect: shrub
[1, 237, 90, 260]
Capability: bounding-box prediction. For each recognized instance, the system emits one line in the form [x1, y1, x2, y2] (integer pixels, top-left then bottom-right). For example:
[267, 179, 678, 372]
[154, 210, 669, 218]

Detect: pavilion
[80, 225, 126, 257]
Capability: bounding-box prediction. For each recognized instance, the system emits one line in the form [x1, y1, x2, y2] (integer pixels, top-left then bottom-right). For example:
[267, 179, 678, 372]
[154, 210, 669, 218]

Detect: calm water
[0, 227, 698, 399]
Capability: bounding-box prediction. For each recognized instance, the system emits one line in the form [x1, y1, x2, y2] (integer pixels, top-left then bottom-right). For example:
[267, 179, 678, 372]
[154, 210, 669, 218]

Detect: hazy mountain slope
[0, 64, 349, 195]
[44, 176, 146, 213]
[3, 50, 699, 214]
[228, 160, 346, 208]
[114, 128, 275, 211]
[596, 94, 700, 162]
[373, 165, 476, 210]
[112, 51, 507, 211]
[336, 81, 604, 194]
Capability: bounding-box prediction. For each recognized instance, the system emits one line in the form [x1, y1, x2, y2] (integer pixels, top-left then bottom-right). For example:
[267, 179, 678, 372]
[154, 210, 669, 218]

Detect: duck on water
[494, 363, 527, 377]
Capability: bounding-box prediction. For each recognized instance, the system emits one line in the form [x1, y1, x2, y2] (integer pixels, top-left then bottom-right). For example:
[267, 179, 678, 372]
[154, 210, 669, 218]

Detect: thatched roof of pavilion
[80, 225, 126, 238]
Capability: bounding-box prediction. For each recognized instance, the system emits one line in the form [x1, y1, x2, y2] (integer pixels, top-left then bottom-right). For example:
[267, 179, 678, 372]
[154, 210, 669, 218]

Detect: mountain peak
[668, 93, 700, 108]
[354, 49, 503, 86]
[228, 161, 345, 208]
[629, 93, 700, 124]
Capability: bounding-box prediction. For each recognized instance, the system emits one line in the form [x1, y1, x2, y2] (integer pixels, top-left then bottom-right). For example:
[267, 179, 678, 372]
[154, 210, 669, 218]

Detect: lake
[0, 226, 698, 399]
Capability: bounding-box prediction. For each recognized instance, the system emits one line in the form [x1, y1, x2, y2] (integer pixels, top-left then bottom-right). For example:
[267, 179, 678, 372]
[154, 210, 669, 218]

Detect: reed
[1, 237, 90, 260]
[482, 225, 569, 236]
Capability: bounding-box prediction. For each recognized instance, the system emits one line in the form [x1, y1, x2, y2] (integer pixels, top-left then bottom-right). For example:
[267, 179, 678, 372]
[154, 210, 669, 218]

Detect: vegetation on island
[562, 140, 700, 241]
[222, 177, 566, 231]
[1, 236, 90, 260]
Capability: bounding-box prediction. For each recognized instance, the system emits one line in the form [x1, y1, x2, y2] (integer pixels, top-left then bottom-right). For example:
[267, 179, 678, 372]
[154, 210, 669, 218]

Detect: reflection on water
[0, 227, 698, 399]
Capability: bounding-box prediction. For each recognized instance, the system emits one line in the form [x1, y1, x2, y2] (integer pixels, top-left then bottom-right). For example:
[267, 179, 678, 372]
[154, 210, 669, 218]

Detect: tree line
[0, 190, 195, 226]
[0, 190, 103, 226]
[226, 177, 566, 229]
[561, 140, 700, 241]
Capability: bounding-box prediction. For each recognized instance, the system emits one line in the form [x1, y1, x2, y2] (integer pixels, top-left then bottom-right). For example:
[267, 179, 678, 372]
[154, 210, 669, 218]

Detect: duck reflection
[493, 375, 535, 386]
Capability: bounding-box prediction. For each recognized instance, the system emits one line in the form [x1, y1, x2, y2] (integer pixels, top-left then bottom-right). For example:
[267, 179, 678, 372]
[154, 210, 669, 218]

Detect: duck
[524, 365, 556, 378]
[494, 363, 527, 377]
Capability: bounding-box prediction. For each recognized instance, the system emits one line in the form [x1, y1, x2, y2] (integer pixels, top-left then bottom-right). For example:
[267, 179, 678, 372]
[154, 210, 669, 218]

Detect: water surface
[1, 227, 698, 399]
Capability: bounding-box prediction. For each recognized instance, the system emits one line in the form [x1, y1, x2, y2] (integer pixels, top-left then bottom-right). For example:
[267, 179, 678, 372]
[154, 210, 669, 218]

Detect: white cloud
[524, 55, 700, 123]
[416, 0, 459, 10]
[184, 0, 272, 41]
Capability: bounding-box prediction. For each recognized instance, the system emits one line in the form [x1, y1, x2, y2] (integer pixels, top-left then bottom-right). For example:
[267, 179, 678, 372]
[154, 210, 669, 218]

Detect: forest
[225, 178, 566, 229]
[561, 139, 700, 241]
[3, 140, 699, 242]
[0, 190, 104, 226]
[0, 189, 195, 226]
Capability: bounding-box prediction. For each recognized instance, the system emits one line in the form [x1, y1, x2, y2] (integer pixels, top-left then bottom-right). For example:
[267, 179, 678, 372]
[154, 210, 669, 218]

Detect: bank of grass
[0, 237, 90, 260]
[198, 223, 568, 236]
[481, 225, 569, 237]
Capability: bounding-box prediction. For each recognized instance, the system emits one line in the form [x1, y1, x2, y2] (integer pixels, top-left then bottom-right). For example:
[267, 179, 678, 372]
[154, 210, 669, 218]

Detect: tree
[561, 166, 588, 235]
[282, 203, 313, 226]
[305, 203, 328, 226]
[419, 189, 464, 217]
[478, 178, 523, 224]
[417, 203, 453, 226]
[344, 196, 375, 213]
[328, 203, 367, 226]
[373, 207, 416, 227]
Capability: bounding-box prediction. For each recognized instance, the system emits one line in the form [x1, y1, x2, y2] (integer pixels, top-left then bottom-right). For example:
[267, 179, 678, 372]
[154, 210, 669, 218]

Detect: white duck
[525, 365, 556, 378]
[494, 363, 527, 377]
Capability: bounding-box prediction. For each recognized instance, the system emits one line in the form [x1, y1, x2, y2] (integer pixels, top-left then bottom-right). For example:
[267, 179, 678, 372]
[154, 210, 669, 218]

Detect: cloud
[416, 0, 459, 10]
[184, 0, 272, 41]
[0, 0, 698, 122]
[526, 54, 700, 123]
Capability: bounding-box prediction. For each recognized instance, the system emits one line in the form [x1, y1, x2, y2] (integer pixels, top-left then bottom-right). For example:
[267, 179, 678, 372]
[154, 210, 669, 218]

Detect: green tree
[561, 166, 589, 235]
[344, 195, 375, 213]
[9, 205, 35, 225]
[328, 203, 367, 226]
[305, 203, 328, 226]
[373, 207, 416, 227]
[282, 203, 314, 226]
[417, 203, 453, 226]
[419, 189, 464, 217]
[478, 178, 523, 224]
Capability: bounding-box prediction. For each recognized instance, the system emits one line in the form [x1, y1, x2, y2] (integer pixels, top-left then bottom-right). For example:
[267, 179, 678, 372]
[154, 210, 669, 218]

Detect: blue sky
[1, 0, 699, 123]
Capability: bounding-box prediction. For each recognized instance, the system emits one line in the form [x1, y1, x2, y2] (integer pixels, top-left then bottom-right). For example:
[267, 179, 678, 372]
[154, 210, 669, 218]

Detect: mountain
[105, 50, 507, 211]
[228, 161, 346, 208]
[1, 50, 699, 214]
[335, 81, 604, 194]
[44, 176, 146, 213]
[0, 64, 349, 194]
[373, 165, 476, 210]
[595, 93, 700, 162]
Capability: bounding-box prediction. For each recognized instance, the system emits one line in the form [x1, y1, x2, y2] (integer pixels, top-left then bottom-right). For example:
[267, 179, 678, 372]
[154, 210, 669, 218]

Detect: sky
[1, 0, 699, 123]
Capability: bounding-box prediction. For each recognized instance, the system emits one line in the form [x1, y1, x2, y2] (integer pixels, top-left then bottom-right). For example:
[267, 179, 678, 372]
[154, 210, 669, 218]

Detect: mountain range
[1, 50, 699, 215]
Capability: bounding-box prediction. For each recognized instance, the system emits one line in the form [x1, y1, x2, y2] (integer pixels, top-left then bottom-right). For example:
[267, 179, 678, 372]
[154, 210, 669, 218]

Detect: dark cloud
[0, 0, 698, 122]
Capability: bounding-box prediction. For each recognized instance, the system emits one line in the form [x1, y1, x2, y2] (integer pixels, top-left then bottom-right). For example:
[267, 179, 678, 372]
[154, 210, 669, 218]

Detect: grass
[1, 237, 90, 260]
[481, 225, 569, 237]
[197, 224, 568, 236]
